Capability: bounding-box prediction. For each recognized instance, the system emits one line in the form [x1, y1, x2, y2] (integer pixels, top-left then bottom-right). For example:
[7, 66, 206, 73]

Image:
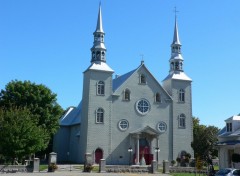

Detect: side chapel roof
[59, 102, 82, 126]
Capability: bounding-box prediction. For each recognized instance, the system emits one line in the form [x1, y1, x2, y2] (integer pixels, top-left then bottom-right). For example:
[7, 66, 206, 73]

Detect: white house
[216, 115, 240, 169]
[53, 5, 193, 165]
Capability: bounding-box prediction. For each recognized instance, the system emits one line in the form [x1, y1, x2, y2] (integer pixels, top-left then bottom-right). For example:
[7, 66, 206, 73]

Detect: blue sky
[1, 0, 239, 128]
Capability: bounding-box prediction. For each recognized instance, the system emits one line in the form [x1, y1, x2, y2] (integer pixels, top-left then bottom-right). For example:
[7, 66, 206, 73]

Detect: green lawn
[170, 173, 206, 176]
[39, 164, 48, 171]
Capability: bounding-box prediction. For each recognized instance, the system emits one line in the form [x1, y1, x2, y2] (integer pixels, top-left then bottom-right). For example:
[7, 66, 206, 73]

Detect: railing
[105, 165, 150, 173]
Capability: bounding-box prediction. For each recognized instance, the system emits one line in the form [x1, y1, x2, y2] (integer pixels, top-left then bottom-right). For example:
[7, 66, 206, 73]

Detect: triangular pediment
[112, 63, 172, 100]
[130, 126, 160, 136]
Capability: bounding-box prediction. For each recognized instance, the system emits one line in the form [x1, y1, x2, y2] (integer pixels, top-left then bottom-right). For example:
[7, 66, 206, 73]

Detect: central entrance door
[136, 138, 153, 165]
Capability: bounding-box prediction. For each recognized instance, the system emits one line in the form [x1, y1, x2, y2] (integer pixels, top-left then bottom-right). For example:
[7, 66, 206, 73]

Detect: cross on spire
[173, 6, 179, 18]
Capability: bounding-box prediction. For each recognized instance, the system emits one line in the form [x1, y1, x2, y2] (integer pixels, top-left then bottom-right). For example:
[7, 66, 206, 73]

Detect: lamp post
[155, 147, 160, 168]
[128, 147, 133, 165]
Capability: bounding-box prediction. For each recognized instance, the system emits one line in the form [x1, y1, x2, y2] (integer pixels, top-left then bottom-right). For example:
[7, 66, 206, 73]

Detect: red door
[95, 148, 103, 164]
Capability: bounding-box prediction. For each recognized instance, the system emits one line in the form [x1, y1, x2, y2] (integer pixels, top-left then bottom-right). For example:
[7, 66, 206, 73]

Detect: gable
[113, 63, 172, 100]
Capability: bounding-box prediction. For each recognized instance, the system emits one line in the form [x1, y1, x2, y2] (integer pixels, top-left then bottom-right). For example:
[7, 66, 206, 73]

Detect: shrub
[48, 163, 58, 172]
[176, 157, 181, 163]
[171, 160, 176, 166]
[84, 163, 94, 172]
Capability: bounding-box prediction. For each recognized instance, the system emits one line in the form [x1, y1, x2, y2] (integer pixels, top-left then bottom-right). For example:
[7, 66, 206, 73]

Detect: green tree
[0, 107, 48, 162]
[0, 80, 63, 155]
[191, 117, 219, 160]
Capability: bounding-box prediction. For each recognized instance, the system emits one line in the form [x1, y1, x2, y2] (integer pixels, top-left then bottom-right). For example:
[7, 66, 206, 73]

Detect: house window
[96, 108, 104, 123]
[179, 89, 185, 102]
[226, 123, 232, 132]
[123, 89, 130, 101]
[118, 119, 129, 131]
[140, 74, 146, 84]
[179, 114, 186, 128]
[97, 81, 105, 95]
[155, 93, 161, 103]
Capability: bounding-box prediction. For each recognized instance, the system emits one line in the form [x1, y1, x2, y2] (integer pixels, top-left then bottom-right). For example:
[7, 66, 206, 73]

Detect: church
[53, 5, 193, 165]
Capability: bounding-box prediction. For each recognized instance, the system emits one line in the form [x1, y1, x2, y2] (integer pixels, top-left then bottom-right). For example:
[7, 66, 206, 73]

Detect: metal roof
[112, 69, 136, 91]
[59, 102, 82, 126]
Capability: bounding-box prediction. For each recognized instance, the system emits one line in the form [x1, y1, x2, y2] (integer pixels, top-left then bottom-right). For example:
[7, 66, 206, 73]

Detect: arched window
[140, 74, 146, 84]
[123, 89, 130, 101]
[179, 89, 185, 102]
[96, 51, 101, 59]
[92, 51, 96, 60]
[96, 108, 104, 123]
[178, 114, 186, 128]
[97, 81, 105, 95]
[175, 62, 180, 70]
[155, 93, 161, 103]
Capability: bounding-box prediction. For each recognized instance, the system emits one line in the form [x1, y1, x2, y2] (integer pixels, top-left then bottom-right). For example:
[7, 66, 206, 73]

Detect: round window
[118, 119, 129, 131]
[136, 99, 150, 115]
[157, 121, 167, 133]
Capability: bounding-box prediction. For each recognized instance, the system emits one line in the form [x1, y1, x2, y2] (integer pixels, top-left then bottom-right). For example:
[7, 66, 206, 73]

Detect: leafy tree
[191, 117, 220, 160]
[0, 107, 48, 162]
[0, 80, 63, 155]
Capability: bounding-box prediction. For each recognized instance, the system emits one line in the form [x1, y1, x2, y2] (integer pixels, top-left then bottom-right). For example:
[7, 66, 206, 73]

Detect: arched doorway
[95, 148, 103, 164]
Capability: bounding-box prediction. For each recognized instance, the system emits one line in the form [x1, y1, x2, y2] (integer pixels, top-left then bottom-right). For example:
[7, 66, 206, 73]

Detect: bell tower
[162, 15, 193, 161]
[80, 4, 114, 163]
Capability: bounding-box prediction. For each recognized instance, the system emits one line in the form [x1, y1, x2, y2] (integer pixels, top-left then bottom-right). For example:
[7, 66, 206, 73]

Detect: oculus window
[157, 121, 167, 133]
[136, 99, 150, 115]
[118, 119, 129, 131]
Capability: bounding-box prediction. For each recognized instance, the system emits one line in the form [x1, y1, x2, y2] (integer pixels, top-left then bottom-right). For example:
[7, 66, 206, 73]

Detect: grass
[170, 173, 201, 176]
[39, 164, 48, 171]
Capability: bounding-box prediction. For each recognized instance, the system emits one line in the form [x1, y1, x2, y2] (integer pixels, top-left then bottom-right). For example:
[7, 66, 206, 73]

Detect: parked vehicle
[215, 168, 240, 176]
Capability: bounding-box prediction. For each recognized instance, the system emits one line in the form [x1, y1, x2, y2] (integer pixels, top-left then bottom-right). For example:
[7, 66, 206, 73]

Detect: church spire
[95, 3, 104, 33]
[169, 15, 184, 73]
[172, 16, 181, 45]
[91, 4, 106, 63]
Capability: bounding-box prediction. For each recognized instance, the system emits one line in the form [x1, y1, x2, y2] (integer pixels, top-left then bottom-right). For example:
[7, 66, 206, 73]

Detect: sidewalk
[0, 164, 169, 176]
[1, 172, 167, 176]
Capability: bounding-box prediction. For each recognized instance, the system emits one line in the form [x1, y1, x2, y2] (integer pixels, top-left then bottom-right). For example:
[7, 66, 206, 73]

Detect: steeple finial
[174, 6, 179, 19]
[95, 3, 104, 33]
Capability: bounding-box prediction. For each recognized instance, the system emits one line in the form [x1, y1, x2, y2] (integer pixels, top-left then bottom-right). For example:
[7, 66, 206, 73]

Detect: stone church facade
[53, 5, 193, 165]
